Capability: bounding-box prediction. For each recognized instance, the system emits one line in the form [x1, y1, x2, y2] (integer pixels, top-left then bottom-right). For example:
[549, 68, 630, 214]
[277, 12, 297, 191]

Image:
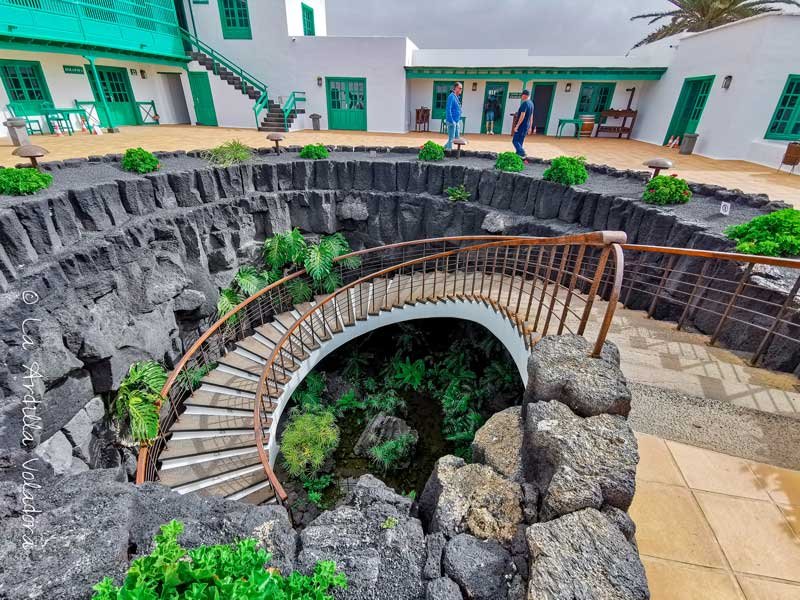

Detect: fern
[388, 357, 426, 391]
[334, 388, 364, 415]
[291, 372, 327, 413]
[369, 433, 416, 472]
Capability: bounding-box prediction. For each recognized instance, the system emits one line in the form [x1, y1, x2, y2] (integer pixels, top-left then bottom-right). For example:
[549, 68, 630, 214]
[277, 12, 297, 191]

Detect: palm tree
[631, 0, 800, 47]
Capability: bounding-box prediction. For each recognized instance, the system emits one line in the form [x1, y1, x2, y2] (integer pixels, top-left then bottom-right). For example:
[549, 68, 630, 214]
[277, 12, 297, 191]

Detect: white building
[0, 1, 798, 170]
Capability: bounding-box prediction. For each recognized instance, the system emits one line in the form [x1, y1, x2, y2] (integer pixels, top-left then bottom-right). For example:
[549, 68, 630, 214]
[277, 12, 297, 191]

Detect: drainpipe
[85, 56, 118, 133]
[186, 0, 198, 38]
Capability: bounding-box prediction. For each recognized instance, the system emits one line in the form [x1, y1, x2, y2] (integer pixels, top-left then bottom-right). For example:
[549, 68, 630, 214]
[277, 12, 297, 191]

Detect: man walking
[444, 82, 463, 150]
[512, 89, 534, 159]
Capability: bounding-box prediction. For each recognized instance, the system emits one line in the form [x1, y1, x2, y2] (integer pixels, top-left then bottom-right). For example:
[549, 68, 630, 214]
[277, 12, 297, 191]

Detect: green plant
[342, 350, 373, 384]
[542, 155, 588, 185]
[299, 143, 330, 160]
[369, 433, 416, 472]
[445, 183, 471, 202]
[0, 167, 52, 195]
[121, 147, 160, 174]
[176, 362, 217, 391]
[216, 286, 242, 321]
[380, 516, 398, 529]
[307, 490, 324, 507]
[292, 372, 327, 413]
[287, 277, 313, 304]
[91, 520, 347, 600]
[114, 361, 168, 443]
[418, 140, 445, 162]
[334, 388, 364, 415]
[405, 490, 417, 500]
[303, 474, 334, 509]
[364, 389, 406, 417]
[202, 139, 252, 166]
[439, 379, 483, 458]
[281, 410, 339, 478]
[642, 174, 692, 205]
[263, 228, 308, 273]
[725, 208, 800, 257]
[494, 151, 525, 172]
[387, 357, 426, 391]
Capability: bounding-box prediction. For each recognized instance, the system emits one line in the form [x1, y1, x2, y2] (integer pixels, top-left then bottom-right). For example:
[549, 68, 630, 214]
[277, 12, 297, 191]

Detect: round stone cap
[12, 144, 48, 158]
[267, 133, 285, 142]
[453, 137, 467, 145]
[643, 157, 672, 169]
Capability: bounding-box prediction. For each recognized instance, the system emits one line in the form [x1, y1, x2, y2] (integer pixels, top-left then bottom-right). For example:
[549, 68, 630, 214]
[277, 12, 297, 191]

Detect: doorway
[156, 72, 190, 124]
[480, 82, 508, 134]
[326, 77, 367, 130]
[85, 65, 138, 127]
[188, 71, 218, 126]
[531, 83, 555, 135]
[664, 75, 715, 144]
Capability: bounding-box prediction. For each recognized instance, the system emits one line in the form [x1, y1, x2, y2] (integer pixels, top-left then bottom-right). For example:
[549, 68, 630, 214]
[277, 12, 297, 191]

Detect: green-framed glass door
[574, 82, 616, 120]
[0, 59, 52, 116]
[218, 0, 251, 39]
[480, 82, 508, 134]
[664, 75, 715, 144]
[188, 71, 218, 126]
[85, 65, 138, 126]
[531, 82, 555, 135]
[326, 77, 366, 131]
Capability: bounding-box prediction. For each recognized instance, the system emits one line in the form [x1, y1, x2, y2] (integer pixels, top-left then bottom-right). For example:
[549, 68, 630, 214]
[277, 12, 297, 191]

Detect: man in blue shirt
[444, 82, 463, 150]
[512, 89, 534, 159]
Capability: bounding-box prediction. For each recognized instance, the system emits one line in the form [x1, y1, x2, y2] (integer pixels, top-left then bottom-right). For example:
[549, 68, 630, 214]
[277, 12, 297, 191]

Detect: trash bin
[309, 113, 322, 131]
[3, 118, 30, 147]
[679, 133, 699, 155]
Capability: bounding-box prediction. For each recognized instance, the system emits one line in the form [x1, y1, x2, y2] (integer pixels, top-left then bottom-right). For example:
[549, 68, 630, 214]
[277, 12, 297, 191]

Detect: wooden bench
[594, 109, 637, 139]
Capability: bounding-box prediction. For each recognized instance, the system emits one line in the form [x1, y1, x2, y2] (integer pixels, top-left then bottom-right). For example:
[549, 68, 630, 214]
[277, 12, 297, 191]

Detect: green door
[326, 77, 366, 131]
[480, 82, 508, 134]
[188, 71, 218, 126]
[86, 65, 138, 127]
[664, 75, 715, 144]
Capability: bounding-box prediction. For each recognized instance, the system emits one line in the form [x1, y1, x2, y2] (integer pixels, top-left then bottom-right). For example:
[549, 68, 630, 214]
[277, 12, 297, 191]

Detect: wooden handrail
[621, 243, 800, 269]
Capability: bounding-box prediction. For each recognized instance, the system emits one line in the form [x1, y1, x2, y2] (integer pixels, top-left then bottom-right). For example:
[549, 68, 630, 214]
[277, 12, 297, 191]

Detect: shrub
[303, 473, 334, 508]
[114, 361, 168, 443]
[292, 372, 327, 413]
[369, 433, 416, 472]
[364, 389, 406, 417]
[445, 184, 471, 202]
[387, 356, 425, 391]
[281, 410, 339, 478]
[121, 147, 160, 173]
[202, 139, 252, 166]
[642, 174, 692, 205]
[91, 520, 347, 600]
[542, 155, 588, 185]
[299, 143, 329, 160]
[418, 140, 445, 162]
[495, 151, 525, 172]
[725, 208, 800, 257]
[0, 167, 52, 195]
[334, 388, 364, 415]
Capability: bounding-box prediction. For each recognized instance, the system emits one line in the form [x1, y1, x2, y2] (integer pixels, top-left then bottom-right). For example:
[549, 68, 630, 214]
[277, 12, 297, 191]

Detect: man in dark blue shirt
[512, 90, 534, 159]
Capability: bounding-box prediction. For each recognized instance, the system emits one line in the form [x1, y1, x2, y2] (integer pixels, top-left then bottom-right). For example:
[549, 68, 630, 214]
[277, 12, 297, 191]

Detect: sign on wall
[63, 65, 84, 75]
[508, 92, 523, 99]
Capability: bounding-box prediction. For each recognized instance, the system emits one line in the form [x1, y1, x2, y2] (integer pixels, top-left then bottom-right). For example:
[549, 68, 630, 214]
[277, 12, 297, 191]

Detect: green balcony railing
[0, 0, 185, 60]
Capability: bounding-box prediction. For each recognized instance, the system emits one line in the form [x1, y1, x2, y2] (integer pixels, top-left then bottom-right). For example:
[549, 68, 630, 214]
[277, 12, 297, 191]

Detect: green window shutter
[0, 60, 52, 115]
[431, 80, 460, 120]
[219, 0, 252, 39]
[766, 75, 800, 140]
[574, 82, 616, 120]
[302, 3, 315, 36]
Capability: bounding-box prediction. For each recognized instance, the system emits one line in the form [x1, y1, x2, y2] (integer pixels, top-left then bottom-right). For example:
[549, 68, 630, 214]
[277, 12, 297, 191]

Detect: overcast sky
[326, 0, 674, 55]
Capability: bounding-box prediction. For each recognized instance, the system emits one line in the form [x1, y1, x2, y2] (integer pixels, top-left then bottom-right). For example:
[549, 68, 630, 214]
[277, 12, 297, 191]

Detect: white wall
[284, 0, 327, 36]
[186, 61, 256, 128]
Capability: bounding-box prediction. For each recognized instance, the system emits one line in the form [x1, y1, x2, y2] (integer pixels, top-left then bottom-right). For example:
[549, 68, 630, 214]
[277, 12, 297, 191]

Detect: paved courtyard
[1, 125, 798, 206]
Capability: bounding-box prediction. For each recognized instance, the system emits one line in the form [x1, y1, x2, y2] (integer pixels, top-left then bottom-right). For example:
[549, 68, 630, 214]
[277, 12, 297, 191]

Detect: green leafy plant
[725, 208, 800, 257]
[176, 362, 217, 391]
[334, 388, 364, 415]
[542, 155, 588, 185]
[405, 490, 417, 500]
[445, 184, 471, 202]
[91, 520, 347, 600]
[380, 516, 398, 529]
[387, 357, 425, 392]
[287, 277, 313, 304]
[281, 410, 339, 479]
[369, 433, 416, 472]
[439, 379, 483, 458]
[303, 474, 334, 509]
[202, 139, 252, 166]
[364, 389, 406, 417]
[418, 140, 445, 162]
[299, 143, 330, 160]
[216, 286, 242, 321]
[114, 360, 168, 443]
[642, 174, 692, 205]
[263, 228, 308, 273]
[494, 151, 525, 172]
[0, 167, 52, 195]
[342, 350, 373, 384]
[292, 372, 327, 413]
[121, 147, 160, 174]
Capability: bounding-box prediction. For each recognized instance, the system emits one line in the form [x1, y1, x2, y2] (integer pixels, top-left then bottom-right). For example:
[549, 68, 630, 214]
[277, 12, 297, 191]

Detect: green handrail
[281, 91, 306, 130]
[253, 93, 271, 128]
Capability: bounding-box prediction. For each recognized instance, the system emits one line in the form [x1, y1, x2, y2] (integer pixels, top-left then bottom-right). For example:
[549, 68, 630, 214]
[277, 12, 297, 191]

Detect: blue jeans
[512, 128, 527, 157]
[445, 121, 459, 149]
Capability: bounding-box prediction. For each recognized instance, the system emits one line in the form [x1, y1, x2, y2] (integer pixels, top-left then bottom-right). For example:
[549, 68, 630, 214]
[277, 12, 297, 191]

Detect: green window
[574, 82, 616, 120]
[302, 3, 315, 36]
[766, 75, 800, 140]
[431, 80, 460, 120]
[0, 60, 52, 115]
[219, 0, 251, 39]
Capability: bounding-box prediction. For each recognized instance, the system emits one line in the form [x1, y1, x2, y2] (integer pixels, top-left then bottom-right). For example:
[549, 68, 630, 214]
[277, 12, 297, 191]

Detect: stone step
[173, 461, 265, 495]
[161, 431, 259, 460]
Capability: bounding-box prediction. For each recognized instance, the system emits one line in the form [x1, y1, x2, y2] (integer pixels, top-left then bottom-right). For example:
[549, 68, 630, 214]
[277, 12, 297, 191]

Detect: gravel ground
[629, 381, 800, 470]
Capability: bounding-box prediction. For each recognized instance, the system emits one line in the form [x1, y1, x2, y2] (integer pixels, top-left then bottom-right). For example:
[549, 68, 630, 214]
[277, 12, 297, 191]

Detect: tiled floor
[632, 432, 800, 599]
[1, 125, 798, 205]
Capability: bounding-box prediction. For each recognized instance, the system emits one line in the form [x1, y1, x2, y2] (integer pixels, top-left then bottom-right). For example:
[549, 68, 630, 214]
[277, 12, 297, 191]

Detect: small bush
[495, 151, 525, 173]
[0, 167, 52, 195]
[281, 410, 339, 479]
[91, 520, 347, 600]
[299, 143, 329, 159]
[725, 208, 800, 257]
[542, 155, 588, 185]
[203, 139, 252, 166]
[121, 147, 159, 173]
[418, 140, 445, 162]
[369, 433, 416, 472]
[381, 516, 398, 529]
[642, 174, 692, 205]
[445, 183, 471, 202]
